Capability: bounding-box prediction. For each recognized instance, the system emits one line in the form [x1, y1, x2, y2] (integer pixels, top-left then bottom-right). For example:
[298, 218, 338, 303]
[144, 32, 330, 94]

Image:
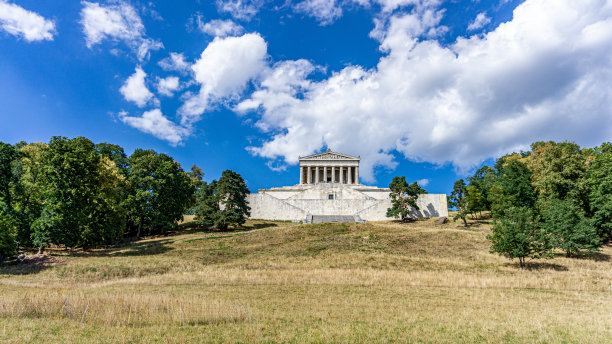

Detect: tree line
[448, 141, 611, 267]
[0, 137, 250, 260]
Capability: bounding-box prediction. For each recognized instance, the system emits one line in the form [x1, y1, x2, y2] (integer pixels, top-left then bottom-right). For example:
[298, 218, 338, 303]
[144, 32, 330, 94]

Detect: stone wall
[247, 184, 448, 222]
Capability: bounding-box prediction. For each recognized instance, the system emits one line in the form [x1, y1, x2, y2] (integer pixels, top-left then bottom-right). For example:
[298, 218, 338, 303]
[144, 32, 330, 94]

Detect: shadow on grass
[0, 254, 67, 275]
[556, 251, 611, 262]
[505, 261, 570, 271]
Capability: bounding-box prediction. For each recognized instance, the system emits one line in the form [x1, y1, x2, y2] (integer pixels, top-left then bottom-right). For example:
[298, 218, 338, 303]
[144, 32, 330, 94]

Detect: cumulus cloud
[119, 109, 189, 146]
[80, 1, 162, 60]
[158, 52, 191, 75]
[0, 1, 55, 41]
[239, 0, 612, 181]
[179, 33, 268, 126]
[467, 12, 491, 31]
[119, 67, 156, 107]
[216, 0, 263, 21]
[417, 178, 430, 187]
[156, 76, 180, 97]
[294, 0, 343, 25]
[198, 18, 244, 37]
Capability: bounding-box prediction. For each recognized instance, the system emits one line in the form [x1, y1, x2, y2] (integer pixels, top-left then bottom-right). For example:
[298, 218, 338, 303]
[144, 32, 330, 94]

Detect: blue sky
[1, 0, 611, 194]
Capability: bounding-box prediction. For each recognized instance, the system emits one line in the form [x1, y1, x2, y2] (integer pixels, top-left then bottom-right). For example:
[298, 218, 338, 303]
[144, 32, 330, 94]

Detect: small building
[247, 149, 448, 222]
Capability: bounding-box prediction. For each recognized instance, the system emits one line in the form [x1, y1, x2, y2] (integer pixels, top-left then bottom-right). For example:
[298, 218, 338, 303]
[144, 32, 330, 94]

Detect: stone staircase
[305, 215, 366, 224]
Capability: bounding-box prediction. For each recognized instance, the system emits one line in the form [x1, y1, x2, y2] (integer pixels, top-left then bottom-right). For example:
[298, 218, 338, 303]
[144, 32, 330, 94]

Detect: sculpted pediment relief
[299, 151, 359, 161]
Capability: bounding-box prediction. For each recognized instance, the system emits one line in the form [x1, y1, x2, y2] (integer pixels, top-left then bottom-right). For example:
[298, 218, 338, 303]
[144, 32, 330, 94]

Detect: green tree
[467, 165, 496, 211]
[585, 142, 612, 241]
[95, 143, 129, 176]
[386, 176, 426, 222]
[465, 185, 485, 218]
[448, 179, 469, 227]
[193, 180, 219, 229]
[0, 142, 21, 216]
[125, 149, 194, 237]
[491, 159, 536, 217]
[215, 170, 250, 231]
[541, 198, 601, 257]
[488, 207, 551, 268]
[0, 214, 17, 260]
[526, 141, 589, 211]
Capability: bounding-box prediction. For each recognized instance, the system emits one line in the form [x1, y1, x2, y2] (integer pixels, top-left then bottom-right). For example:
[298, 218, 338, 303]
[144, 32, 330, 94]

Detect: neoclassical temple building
[247, 149, 448, 222]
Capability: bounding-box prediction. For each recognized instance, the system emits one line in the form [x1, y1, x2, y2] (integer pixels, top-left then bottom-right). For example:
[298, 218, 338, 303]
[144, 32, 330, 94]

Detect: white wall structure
[248, 150, 448, 222]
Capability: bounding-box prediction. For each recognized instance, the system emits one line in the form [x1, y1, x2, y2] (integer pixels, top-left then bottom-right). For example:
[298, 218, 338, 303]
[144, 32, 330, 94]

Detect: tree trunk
[38, 246, 44, 255]
[519, 257, 525, 269]
[136, 218, 143, 238]
[462, 216, 468, 227]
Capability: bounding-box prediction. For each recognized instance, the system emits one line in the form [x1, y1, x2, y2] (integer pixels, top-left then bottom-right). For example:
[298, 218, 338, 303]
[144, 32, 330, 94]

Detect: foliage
[386, 176, 427, 222]
[0, 214, 17, 260]
[585, 142, 612, 241]
[491, 159, 536, 217]
[465, 185, 485, 217]
[526, 141, 589, 210]
[467, 165, 496, 211]
[194, 170, 250, 231]
[448, 179, 469, 226]
[125, 149, 194, 237]
[541, 199, 601, 257]
[487, 207, 551, 268]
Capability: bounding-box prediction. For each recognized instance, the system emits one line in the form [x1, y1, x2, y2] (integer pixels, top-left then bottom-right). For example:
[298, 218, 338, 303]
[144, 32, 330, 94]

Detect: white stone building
[247, 150, 448, 222]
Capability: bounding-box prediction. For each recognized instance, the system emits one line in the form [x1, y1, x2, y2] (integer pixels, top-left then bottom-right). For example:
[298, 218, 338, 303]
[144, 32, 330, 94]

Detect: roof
[299, 149, 360, 161]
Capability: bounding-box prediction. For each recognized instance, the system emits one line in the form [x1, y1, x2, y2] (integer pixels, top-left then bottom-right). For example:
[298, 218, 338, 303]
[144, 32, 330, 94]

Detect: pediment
[299, 150, 360, 161]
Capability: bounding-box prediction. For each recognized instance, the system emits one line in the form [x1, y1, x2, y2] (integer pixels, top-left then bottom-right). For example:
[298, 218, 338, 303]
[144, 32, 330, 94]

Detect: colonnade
[299, 165, 359, 185]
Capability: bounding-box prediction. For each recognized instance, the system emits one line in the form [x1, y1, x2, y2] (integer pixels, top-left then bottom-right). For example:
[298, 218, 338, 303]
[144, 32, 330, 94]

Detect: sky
[1, 0, 611, 194]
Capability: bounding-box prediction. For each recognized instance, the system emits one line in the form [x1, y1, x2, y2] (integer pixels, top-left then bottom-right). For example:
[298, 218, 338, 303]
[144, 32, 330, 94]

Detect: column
[306, 167, 311, 184]
[323, 166, 327, 182]
[348, 166, 352, 184]
[300, 166, 303, 184]
[355, 166, 359, 185]
[331, 166, 336, 183]
[315, 166, 319, 184]
[340, 166, 344, 184]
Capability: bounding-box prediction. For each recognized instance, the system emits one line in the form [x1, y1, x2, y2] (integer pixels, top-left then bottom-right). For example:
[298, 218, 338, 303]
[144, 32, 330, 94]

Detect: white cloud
[179, 33, 268, 126]
[216, 0, 263, 21]
[199, 18, 244, 37]
[467, 12, 491, 31]
[119, 67, 156, 107]
[417, 178, 430, 187]
[158, 52, 191, 75]
[239, 0, 612, 182]
[156, 76, 180, 97]
[80, 1, 162, 60]
[119, 109, 189, 146]
[294, 0, 343, 25]
[0, 1, 55, 41]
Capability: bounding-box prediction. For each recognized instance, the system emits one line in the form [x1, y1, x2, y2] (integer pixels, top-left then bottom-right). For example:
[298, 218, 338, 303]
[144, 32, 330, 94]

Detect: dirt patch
[18, 254, 67, 267]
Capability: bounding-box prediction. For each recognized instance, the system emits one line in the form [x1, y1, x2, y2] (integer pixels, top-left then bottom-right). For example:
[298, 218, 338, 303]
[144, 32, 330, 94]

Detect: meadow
[1, 217, 611, 343]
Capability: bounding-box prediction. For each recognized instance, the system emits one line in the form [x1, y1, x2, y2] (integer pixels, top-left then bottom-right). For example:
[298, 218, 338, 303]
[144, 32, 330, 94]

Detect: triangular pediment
[299, 150, 360, 161]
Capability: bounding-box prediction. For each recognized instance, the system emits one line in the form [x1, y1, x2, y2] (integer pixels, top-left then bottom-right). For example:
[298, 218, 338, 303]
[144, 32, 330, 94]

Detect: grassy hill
[1, 218, 611, 343]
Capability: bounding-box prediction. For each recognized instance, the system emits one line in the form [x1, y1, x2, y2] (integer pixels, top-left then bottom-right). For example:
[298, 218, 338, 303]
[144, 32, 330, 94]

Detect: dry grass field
[1, 217, 611, 343]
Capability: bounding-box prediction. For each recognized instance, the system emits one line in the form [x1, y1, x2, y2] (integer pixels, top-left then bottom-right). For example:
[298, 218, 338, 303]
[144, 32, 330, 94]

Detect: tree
[0, 214, 17, 260]
[194, 170, 250, 231]
[95, 143, 129, 176]
[541, 198, 601, 257]
[465, 185, 485, 218]
[585, 142, 612, 241]
[467, 165, 496, 212]
[215, 170, 250, 230]
[448, 179, 469, 226]
[526, 141, 589, 211]
[488, 207, 551, 268]
[193, 180, 220, 229]
[491, 159, 536, 217]
[125, 149, 194, 237]
[386, 176, 426, 222]
[0, 142, 21, 215]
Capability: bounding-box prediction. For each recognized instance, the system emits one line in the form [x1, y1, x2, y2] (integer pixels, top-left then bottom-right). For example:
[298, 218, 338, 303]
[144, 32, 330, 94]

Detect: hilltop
[1, 218, 611, 343]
